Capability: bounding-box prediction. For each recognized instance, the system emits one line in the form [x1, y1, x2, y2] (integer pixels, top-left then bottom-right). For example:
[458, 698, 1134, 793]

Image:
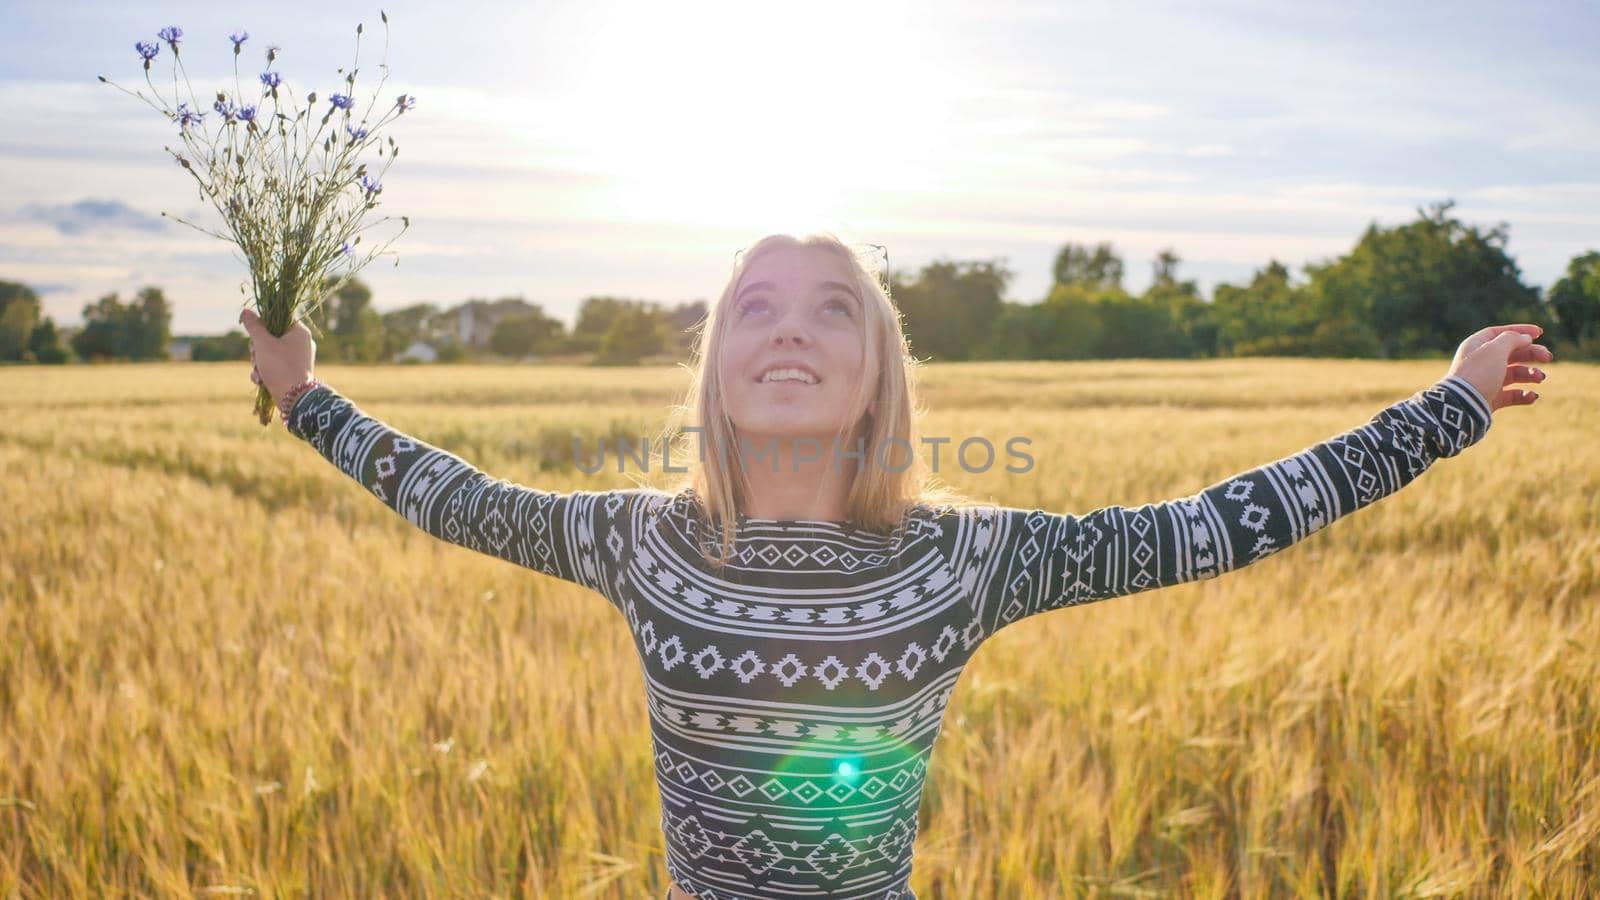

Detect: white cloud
[19, 198, 168, 236]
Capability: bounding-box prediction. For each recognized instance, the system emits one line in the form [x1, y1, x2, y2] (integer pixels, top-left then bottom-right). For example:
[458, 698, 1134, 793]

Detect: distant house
[394, 340, 438, 363]
[454, 297, 542, 349]
[169, 340, 192, 362]
[457, 304, 493, 348]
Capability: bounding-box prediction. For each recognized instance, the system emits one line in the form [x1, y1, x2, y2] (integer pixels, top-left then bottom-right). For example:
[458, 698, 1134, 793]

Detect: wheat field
[1, 359, 1596, 898]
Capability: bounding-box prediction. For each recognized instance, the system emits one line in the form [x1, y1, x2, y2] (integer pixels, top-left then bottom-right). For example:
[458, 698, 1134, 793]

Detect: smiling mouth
[755, 368, 823, 385]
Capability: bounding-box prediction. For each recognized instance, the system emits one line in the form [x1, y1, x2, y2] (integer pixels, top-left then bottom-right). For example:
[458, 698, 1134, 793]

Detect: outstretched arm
[239, 307, 661, 609]
[281, 383, 665, 610]
[956, 324, 1550, 636]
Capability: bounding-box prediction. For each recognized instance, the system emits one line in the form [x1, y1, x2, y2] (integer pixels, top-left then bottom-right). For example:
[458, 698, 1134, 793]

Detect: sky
[2, 0, 1596, 335]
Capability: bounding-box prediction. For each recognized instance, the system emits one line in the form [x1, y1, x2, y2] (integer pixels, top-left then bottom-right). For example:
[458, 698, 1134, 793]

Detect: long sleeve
[954, 374, 1494, 635]
[285, 383, 667, 612]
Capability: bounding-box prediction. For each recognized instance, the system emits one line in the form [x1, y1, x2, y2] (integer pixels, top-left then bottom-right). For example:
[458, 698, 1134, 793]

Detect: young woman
[242, 232, 1549, 900]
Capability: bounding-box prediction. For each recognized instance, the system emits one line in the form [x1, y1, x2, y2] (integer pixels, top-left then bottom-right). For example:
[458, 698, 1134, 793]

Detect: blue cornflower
[395, 94, 416, 112]
[340, 241, 355, 258]
[213, 98, 236, 121]
[260, 71, 282, 90]
[176, 102, 205, 129]
[360, 175, 382, 194]
[135, 41, 159, 64]
[229, 30, 249, 49]
[237, 105, 257, 122]
[346, 124, 368, 140]
[158, 26, 182, 50]
[329, 93, 353, 110]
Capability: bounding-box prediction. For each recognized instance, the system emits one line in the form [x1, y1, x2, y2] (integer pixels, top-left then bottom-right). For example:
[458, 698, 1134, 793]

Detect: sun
[541, 0, 953, 229]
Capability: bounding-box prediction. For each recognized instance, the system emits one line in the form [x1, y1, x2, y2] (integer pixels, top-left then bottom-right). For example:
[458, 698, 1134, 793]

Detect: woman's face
[717, 244, 870, 448]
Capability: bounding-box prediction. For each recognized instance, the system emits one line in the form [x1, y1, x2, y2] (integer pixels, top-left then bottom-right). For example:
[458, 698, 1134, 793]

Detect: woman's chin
[732, 424, 849, 449]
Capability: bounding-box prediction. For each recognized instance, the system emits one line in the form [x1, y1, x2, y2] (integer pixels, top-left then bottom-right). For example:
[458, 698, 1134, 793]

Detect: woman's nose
[768, 317, 811, 347]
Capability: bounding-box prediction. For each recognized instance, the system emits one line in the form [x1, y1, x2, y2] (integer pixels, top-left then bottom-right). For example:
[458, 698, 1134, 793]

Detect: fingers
[1469, 323, 1542, 354]
[1468, 322, 1539, 348]
[1488, 330, 1536, 361]
[1510, 342, 1555, 364]
[1492, 323, 1543, 340]
[239, 307, 265, 339]
[1503, 364, 1548, 386]
[1495, 386, 1540, 409]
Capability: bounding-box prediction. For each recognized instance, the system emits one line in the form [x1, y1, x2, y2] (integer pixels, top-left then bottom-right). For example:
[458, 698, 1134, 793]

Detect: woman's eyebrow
[735, 280, 862, 305]
[818, 280, 863, 304]
[735, 280, 775, 302]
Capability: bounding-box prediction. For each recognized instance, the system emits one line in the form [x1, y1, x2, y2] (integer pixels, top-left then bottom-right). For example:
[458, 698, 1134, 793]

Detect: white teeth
[760, 368, 819, 384]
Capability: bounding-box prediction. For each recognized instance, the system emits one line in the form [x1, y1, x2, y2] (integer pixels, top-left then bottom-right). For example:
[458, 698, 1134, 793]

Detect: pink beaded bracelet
[278, 378, 322, 425]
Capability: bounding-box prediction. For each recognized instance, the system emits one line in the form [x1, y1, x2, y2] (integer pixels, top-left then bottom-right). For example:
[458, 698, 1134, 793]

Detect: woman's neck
[737, 433, 856, 522]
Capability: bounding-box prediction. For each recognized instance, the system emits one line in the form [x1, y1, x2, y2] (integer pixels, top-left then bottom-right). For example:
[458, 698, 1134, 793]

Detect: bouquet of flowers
[101, 12, 414, 425]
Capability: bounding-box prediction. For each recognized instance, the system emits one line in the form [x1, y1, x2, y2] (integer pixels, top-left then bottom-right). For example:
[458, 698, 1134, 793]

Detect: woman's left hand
[1447, 323, 1552, 415]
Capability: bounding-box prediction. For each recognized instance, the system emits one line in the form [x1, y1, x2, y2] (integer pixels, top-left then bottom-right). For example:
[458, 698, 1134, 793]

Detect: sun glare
[548, 0, 953, 228]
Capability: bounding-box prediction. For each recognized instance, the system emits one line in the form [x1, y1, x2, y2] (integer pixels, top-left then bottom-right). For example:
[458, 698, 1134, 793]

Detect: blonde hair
[659, 231, 971, 569]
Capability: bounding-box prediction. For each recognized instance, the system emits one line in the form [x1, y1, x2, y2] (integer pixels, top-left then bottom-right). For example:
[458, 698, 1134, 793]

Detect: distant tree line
[301, 277, 709, 366]
[0, 281, 169, 363]
[4, 199, 1598, 365]
[0, 276, 710, 366]
[904, 200, 1594, 362]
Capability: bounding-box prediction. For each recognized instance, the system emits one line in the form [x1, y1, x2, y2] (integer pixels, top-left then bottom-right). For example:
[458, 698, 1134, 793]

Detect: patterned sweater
[286, 374, 1492, 900]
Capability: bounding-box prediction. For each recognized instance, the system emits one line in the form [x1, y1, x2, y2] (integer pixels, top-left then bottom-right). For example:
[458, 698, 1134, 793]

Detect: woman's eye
[826, 297, 853, 316]
[737, 298, 770, 317]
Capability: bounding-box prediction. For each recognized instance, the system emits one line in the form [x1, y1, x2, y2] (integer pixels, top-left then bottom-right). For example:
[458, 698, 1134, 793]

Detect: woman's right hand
[1444, 323, 1551, 415]
[239, 307, 317, 406]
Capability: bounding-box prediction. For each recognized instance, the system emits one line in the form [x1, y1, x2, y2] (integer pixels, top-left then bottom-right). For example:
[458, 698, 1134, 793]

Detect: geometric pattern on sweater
[286, 373, 1492, 899]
